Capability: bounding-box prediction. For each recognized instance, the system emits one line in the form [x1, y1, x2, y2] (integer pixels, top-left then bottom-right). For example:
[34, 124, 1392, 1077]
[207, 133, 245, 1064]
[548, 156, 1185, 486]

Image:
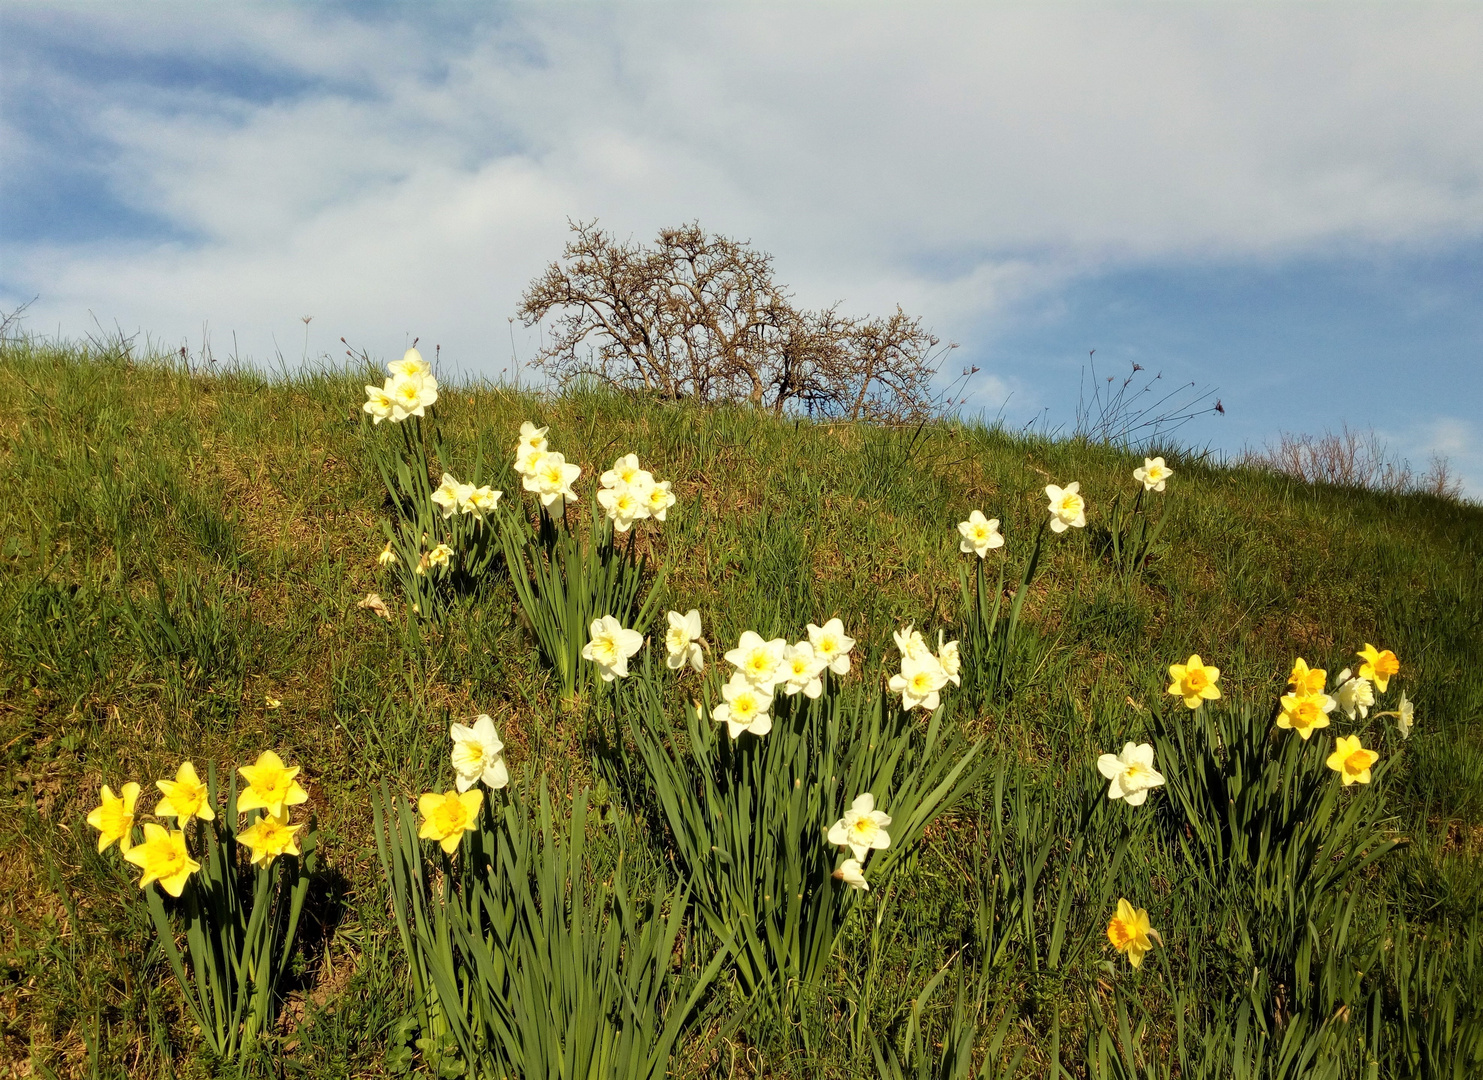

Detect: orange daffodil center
[1107, 898, 1161, 968]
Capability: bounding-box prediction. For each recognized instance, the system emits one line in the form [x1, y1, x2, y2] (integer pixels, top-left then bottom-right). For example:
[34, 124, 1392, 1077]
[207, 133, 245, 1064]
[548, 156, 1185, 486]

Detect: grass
[1, 335, 1481, 1077]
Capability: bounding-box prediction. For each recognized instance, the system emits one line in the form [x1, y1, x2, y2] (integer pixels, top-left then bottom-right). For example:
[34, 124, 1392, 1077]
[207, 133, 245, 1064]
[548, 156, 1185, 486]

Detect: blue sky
[3, 3, 1480, 494]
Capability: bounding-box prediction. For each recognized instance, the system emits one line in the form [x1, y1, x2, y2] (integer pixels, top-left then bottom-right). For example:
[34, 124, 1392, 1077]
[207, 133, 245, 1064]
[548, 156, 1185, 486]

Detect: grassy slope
[1, 339, 1480, 1077]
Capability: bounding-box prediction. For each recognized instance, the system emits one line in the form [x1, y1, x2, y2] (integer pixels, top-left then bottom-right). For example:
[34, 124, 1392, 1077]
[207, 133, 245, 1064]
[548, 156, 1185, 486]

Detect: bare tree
[518, 220, 949, 420]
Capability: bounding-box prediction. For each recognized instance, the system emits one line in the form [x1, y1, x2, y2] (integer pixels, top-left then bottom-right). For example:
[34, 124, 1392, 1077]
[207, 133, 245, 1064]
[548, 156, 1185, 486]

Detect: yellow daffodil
[377, 541, 398, 567]
[86, 782, 141, 853]
[155, 761, 215, 825]
[1286, 658, 1327, 697]
[1133, 457, 1173, 492]
[362, 382, 394, 424]
[1357, 644, 1399, 692]
[957, 510, 1004, 557]
[1167, 655, 1221, 709]
[237, 810, 303, 867]
[1044, 482, 1087, 533]
[664, 609, 705, 672]
[807, 618, 855, 675]
[1326, 735, 1380, 786]
[124, 823, 201, 897]
[1096, 743, 1165, 807]
[237, 751, 309, 818]
[1107, 898, 1161, 968]
[827, 793, 893, 861]
[833, 858, 869, 891]
[712, 672, 774, 739]
[1276, 691, 1336, 740]
[265, 695, 282, 710]
[418, 790, 484, 854]
[582, 615, 645, 681]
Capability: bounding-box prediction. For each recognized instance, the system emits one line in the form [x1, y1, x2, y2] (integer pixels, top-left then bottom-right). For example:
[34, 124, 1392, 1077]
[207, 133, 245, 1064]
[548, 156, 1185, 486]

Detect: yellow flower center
[1123, 763, 1148, 783]
[1374, 652, 1399, 678]
[909, 670, 934, 692]
[590, 638, 619, 666]
[431, 798, 470, 837]
[1344, 750, 1371, 775]
[850, 818, 875, 841]
[452, 742, 488, 773]
[1184, 669, 1208, 692]
[733, 692, 758, 717]
[1107, 917, 1135, 949]
[666, 628, 689, 652]
[819, 635, 837, 654]
[747, 653, 770, 675]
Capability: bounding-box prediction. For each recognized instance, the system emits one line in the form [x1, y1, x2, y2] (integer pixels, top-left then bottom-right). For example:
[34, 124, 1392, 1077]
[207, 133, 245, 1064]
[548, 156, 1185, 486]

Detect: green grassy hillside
[2, 338, 1480, 1078]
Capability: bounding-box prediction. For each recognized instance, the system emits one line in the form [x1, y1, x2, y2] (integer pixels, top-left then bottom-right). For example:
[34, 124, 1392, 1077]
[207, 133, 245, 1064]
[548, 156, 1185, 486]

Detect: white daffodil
[828, 793, 893, 861]
[431, 474, 462, 518]
[377, 541, 398, 567]
[363, 382, 394, 424]
[466, 485, 502, 520]
[1133, 457, 1173, 492]
[724, 631, 787, 690]
[449, 714, 510, 792]
[780, 641, 828, 699]
[893, 624, 932, 663]
[388, 372, 438, 421]
[889, 653, 949, 712]
[936, 631, 961, 687]
[597, 481, 652, 533]
[958, 510, 1004, 558]
[1396, 692, 1414, 739]
[1096, 743, 1166, 807]
[513, 421, 548, 475]
[1045, 482, 1087, 533]
[1334, 675, 1375, 721]
[523, 450, 582, 508]
[834, 858, 869, 891]
[807, 618, 856, 675]
[712, 672, 774, 739]
[427, 543, 454, 569]
[387, 347, 431, 379]
[601, 453, 653, 489]
[643, 480, 676, 522]
[665, 609, 705, 672]
[581, 614, 644, 682]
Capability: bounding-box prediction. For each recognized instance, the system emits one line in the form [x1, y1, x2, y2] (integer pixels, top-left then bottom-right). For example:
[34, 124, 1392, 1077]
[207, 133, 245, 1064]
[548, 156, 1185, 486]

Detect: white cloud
[3, 3, 1482, 393]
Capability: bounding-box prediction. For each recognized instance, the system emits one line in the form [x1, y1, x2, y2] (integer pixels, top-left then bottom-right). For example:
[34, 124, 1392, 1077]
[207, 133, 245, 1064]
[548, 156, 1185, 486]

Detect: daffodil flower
[1167, 654, 1220, 709]
[449, 714, 510, 792]
[643, 480, 676, 521]
[889, 653, 949, 712]
[523, 450, 581, 508]
[807, 618, 855, 675]
[597, 481, 652, 532]
[1356, 644, 1399, 692]
[431, 474, 462, 518]
[958, 510, 1004, 557]
[377, 541, 398, 567]
[724, 631, 787, 690]
[1276, 691, 1336, 740]
[512, 422, 548, 476]
[237, 810, 302, 868]
[155, 761, 215, 825]
[1326, 735, 1380, 786]
[87, 782, 141, 853]
[664, 609, 705, 672]
[427, 543, 454, 569]
[388, 372, 438, 422]
[582, 615, 645, 681]
[601, 453, 653, 489]
[237, 751, 309, 818]
[828, 793, 893, 861]
[1106, 898, 1161, 968]
[466, 486, 502, 520]
[363, 382, 394, 424]
[936, 631, 961, 687]
[1378, 691, 1415, 739]
[387, 347, 431, 379]
[834, 858, 869, 891]
[1334, 675, 1375, 722]
[1044, 482, 1087, 532]
[418, 790, 483, 854]
[712, 672, 775, 739]
[1286, 658, 1327, 697]
[1132, 457, 1173, 492]
[1096, 743, 1165, 806]
[892, 624, 931, 663]
[780, 641, 828, 698]
[125, 823, 201, 897]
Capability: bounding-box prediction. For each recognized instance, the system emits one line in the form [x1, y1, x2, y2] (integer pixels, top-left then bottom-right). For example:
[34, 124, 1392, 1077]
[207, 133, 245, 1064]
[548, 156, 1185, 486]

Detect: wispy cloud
[3, 4, 1480, 490]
